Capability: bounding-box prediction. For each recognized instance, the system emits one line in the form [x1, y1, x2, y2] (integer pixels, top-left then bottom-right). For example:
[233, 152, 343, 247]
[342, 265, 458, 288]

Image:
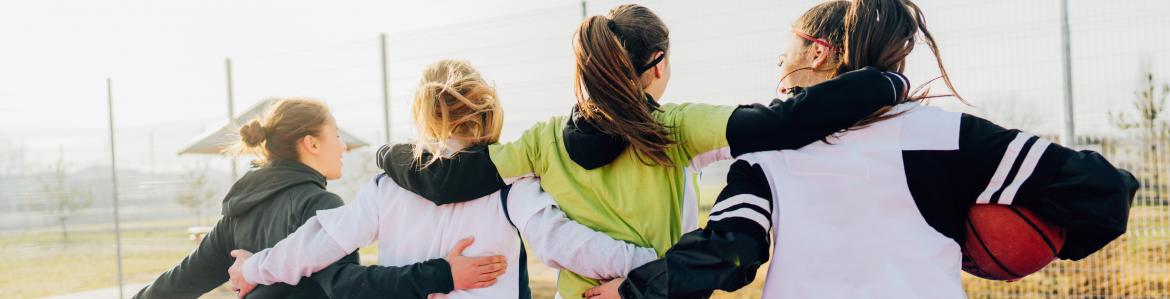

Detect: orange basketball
[961, 205, 1067, 281]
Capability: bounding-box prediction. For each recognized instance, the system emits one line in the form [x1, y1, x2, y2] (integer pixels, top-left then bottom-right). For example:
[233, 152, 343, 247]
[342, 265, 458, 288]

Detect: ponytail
[843, 0, 962, 103]
[411, 59, 503, 168]
[574, 4, 674, 166]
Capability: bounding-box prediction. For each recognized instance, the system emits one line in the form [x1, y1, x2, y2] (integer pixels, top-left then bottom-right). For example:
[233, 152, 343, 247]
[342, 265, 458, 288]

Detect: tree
[39, 146, 92, 241]
[176, 160, 217, 226]
[0, 138, 26, 176]
[1111, 71, 1169, 202]
[974, 96, 1045, 134]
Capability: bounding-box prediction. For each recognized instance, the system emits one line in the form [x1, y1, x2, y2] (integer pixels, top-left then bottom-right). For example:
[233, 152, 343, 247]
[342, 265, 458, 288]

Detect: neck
[297, 156, 327, 177]
[644, 89, 663, 101]
[442, 138, 468, 157]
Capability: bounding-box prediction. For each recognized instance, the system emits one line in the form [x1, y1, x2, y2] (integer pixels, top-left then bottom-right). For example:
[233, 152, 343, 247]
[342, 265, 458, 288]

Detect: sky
[1, 0, 1168, 174]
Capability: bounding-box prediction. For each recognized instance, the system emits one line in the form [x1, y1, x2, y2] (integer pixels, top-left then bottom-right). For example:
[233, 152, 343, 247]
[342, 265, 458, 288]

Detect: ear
[651, 51, 666, 79]
[301, 135, 321, 155]
[810, 44, 833, 69]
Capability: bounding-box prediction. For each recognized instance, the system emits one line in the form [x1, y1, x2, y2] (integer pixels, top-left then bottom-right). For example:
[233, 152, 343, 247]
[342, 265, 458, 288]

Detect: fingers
[447, 237, 475, 258]
[476, 261, 505, 274]
[584, 285, 601, 298]
[469, 255, 505, 267]
[476, 267, 504, 281]
[472, 277, 497, 288]
[230, 249, 252, 259]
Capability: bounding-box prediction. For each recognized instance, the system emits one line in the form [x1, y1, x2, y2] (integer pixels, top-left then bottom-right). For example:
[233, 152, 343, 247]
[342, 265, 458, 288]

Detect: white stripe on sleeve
[710, 193, 771, 215]
[976, 133, 1032, 204]
[997, 138, 1051, 205]
[707, 206, 771, 232]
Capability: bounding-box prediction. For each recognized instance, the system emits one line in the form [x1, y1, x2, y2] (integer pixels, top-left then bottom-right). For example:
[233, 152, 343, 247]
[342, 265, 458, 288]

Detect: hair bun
[239, 119, 267, 147]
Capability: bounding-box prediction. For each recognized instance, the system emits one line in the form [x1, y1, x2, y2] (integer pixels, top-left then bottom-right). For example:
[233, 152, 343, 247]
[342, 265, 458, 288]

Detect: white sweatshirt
[242, 175, 657, 298]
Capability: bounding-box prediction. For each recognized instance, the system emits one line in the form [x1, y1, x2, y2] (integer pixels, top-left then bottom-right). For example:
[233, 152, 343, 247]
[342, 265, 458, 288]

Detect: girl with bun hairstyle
[137, 98, 506, 299]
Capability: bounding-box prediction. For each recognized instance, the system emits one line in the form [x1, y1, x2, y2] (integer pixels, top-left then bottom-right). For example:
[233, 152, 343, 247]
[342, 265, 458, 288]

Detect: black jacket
[134, 160, 454, 299]
[376, 67, 909, 203]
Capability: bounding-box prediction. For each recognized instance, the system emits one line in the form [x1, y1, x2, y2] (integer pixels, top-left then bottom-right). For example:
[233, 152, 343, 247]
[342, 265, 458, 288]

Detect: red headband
[793, 30, 841, 52]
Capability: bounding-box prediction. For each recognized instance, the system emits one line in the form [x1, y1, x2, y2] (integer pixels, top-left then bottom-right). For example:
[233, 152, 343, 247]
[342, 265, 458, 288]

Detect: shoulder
[657, 102, 735, 118]
[656, 102, 735, 135]
[895, 103, 964, 151]
[534, 115, 570, 134]
[296, 185, 345, 211]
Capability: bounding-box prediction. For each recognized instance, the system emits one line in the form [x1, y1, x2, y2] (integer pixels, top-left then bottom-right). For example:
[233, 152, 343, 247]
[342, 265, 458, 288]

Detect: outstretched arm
[505, 178, 659, 280]
[303, 237, 503, 299]
[134, 218, 234, 299]
[239, 185, 382, 286]
[955, 114, 1139, 260]
[726, 67, 908, 157]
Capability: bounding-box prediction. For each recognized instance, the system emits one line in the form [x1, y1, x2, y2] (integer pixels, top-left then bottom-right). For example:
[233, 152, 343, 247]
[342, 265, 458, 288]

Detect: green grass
[3, 197, 1165, 299]
[0, 218, 237, 299]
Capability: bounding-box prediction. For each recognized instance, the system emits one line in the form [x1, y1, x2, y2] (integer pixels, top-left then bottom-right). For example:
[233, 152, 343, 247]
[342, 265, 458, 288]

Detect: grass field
[1, 204, 1166, 298]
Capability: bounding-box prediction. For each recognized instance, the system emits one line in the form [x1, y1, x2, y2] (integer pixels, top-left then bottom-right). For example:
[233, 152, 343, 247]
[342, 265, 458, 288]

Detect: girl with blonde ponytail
[228, 60, 661, 299]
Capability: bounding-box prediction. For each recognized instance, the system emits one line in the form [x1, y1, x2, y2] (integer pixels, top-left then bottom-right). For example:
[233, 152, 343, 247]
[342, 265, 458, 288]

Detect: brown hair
[411, 59, 503, 167]
[230, 97, 332, 166]
[574, 4, 674, 166]
[795, 0, 963, 127]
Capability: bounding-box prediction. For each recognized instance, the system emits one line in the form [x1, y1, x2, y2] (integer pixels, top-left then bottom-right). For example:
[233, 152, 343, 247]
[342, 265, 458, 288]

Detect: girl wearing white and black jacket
[226, 60, 658, 299]
[599, 1, 1139, 298]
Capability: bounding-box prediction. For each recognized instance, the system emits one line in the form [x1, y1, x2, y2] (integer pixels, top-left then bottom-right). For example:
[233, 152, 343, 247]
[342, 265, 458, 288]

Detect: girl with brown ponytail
[594, 1, 1136, 298]
[376, 4, 908, 298]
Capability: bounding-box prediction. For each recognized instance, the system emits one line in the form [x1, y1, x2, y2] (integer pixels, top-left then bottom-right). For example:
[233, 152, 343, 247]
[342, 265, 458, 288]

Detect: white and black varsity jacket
[618, 103, 1140, 299]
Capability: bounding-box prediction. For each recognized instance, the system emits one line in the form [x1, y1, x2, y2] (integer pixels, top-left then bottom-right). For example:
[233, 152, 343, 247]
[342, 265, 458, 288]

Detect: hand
[228, 250, 257, 298]
[584, 278, 624, 299]
[445, 237, 507, 290]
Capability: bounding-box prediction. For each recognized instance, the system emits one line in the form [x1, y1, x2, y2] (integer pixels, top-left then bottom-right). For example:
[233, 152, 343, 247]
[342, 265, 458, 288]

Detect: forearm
[617, 229, 769, 299]
[521, 206, 658, 280]
[135, 219, 233, 299]
[243, 217, 351, 285]
[135, 254, 228, 299]
[620, 158, 775, 298]
[1026, 149, 1139, 260]
[309, 253, 455, 299]
[727, 67, 905, 157]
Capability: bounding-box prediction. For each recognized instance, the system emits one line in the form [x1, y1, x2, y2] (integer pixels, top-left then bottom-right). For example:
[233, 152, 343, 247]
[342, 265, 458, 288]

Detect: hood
[563, 94, 660, 170]
[221, 160, 327, 217]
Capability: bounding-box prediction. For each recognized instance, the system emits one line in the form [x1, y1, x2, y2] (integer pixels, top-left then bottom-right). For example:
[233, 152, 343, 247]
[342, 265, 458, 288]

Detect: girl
[136, 98, 503, 299]
[373, 4, 910, 298]
[599, 0, 1139, 298]
[227, 59, 661, 298]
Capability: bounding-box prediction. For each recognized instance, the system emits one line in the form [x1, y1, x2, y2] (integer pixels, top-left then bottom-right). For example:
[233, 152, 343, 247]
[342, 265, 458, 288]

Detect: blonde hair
[411, 59, 503, 167]
[229, 97, 332, 166]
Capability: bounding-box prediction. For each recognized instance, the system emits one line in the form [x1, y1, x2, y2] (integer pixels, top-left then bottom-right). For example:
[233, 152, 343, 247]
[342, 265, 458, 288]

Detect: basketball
[962, 204, 1067, 281]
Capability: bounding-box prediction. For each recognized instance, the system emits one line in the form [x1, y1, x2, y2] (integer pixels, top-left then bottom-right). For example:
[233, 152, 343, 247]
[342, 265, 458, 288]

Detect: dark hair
[796, 0, 963, 127]
[573, 4, 674, 166]
[231, 98, 331, 166]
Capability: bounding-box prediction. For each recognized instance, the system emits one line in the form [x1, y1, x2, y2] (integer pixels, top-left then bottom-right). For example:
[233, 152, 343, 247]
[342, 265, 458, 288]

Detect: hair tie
[607, 19, 624, 39]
